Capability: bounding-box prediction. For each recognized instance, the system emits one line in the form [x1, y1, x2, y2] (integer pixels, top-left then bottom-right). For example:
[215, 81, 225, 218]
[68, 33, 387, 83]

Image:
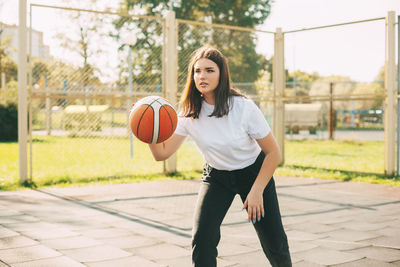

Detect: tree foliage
[54, 0, 107, 89]
[32, 58, 49, 85]
[285, 70, 320, 102]
[114, 0, 272, 94]
[0, 35, 17, 84]
[0, 102, 17, 141]
[1, 55, 17, 83]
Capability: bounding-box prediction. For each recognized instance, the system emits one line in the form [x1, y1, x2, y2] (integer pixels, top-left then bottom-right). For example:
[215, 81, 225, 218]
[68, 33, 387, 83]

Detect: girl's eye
[194, 69, 214, 73]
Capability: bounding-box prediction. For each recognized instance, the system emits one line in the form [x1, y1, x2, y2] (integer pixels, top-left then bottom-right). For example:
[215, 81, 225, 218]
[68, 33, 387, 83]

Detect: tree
[0, 33, 17, 85]
[365, 65, 387, 109]
[113, 0, 272, 94]
[47, 60, 81, 89]
[309, 75, 355, 110]
[54, 0, 106, 90]
[32, 58, 49, 85]
[350, 66, 390, 110]
[3, 80, 17, 105]
[352, 82, 382, 110]
[286, 70, 320, 87]
[1, 55, 17, 83]
[285, 70, 320, 102]
[374, 66, 385, 83]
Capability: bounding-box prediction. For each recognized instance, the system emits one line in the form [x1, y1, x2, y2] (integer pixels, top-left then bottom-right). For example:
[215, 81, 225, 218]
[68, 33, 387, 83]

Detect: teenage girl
[148, 45, 292, 267]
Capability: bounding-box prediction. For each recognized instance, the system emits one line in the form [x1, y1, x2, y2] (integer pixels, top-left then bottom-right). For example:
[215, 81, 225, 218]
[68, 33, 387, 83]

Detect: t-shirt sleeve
[174, 116, 189, 136]
[245, 99, 271, 139]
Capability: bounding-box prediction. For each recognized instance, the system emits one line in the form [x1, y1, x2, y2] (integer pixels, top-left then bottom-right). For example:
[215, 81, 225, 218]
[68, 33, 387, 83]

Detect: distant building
[0, 22, 51, 62]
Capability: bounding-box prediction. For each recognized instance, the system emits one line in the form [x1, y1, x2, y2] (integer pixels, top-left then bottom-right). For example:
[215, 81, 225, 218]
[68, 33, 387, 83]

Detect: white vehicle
[285, 103, 324, 134]
[63, 105, 109, 132]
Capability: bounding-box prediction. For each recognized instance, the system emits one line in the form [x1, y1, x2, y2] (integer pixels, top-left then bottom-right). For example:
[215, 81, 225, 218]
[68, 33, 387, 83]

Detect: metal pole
[329, 82, 334, 140]
[128, 46, 134, 158]
[384, 11, 396, 176]
[351, 100, 355, 127]
[164, 10, 177, 172]
[397, 15, 400, 177]
[45, 76, 51, 135]
[273, 28, 285, 165]
[31, 3, 164, 22]
[284, 17, 386, 34]
[18, 0, 28, 183]
[28, 3, 33, 182]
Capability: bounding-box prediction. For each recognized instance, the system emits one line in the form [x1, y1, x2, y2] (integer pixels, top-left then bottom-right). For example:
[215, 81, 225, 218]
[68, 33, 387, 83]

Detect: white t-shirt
[175, 96, 271, 170]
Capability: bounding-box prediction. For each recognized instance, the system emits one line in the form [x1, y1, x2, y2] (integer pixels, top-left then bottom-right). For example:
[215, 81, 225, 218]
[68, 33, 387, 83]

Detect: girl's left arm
[243, 133, 281, 223]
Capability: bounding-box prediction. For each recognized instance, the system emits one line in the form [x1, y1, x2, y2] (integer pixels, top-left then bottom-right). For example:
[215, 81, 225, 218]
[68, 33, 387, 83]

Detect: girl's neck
[203, 93, 215, 105]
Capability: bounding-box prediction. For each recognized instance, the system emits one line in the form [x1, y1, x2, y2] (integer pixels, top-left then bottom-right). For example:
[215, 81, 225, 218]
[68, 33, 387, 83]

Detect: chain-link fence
[17, 4, 394, 183]
[29, 5, 167, 182]
[176, 19, 276, 125]
[283, 81, 385, 138]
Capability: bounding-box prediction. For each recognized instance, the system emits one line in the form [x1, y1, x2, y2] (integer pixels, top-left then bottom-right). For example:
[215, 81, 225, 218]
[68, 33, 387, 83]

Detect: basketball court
[1, 2, 398, 266]
[0, 176, 399, 266]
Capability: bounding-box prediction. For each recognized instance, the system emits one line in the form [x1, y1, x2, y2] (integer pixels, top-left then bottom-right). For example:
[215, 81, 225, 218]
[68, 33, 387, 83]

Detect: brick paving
[0, 176, 399, 266]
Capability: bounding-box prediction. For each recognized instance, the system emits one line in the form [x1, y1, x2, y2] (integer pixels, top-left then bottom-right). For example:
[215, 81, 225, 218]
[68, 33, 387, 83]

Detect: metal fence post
[18, 0, 28, 183]
[273, 28, 285, 165]
[164, 10, 177, 172]
[397, 15, 400, 177]
[45, 76, 51, 135]
[384, 11, 396, 176]
[329, 82, 335, 140]
[128, 46, 134, 158]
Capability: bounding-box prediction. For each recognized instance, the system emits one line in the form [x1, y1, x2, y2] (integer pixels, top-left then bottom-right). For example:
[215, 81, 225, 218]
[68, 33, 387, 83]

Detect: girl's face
[193, 58, 220, 102]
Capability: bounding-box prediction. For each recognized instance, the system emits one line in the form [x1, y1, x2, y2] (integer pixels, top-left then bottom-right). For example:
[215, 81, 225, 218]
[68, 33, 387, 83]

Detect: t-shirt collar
[202, 100, 214, 114]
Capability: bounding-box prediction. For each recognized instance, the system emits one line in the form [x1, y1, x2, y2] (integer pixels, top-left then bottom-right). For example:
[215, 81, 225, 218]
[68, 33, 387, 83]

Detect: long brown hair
[180, 45, 244, 118]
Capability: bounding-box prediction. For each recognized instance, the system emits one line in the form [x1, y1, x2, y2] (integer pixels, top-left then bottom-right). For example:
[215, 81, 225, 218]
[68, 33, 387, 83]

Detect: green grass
[1, 137, 398, 191]
[284, 139, 384, 173]
[276, 139, 399, 186]
[0, 136, 203, 190]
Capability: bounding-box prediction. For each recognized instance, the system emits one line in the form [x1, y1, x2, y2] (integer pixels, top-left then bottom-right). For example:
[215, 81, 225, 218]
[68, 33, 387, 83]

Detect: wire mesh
[24, 5, 392, 183]
[177, 20, 274, 97]
[284, 81, 385, 138]
[29, 5, 165, 181]
[176, 19, 275, 128]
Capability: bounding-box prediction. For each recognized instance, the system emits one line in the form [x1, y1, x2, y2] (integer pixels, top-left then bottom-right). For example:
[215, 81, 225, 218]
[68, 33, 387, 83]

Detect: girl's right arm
[148, 134, 187, 161]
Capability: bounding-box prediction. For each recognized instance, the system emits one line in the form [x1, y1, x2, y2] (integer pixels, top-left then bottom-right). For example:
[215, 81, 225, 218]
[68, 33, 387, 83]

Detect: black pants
[192, 152, 292, 267]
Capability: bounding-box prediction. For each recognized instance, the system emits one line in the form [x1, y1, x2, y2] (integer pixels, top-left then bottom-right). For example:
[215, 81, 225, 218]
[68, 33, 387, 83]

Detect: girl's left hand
[243, 188, 264, 224]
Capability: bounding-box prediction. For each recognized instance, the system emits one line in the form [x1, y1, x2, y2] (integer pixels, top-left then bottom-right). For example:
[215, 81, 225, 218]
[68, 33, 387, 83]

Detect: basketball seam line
[152, 105, 160, 144]
[137, 105, 154, 143]
[155, 99, 174, 109]
[164, 106, 174, 138]
[151, 100, 164, 142]
[156, 105, 173, 143]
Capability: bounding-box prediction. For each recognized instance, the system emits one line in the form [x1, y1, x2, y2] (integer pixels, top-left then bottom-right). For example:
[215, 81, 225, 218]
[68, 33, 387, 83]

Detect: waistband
[203, 151, 265, 175]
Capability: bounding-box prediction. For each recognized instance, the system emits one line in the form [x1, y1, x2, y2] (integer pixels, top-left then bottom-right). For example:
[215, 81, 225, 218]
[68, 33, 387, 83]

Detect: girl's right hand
[148, 134, 186, 161]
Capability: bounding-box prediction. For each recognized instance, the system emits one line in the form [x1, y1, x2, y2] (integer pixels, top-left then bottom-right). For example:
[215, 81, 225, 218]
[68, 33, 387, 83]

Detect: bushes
[0, 103, 18, 141]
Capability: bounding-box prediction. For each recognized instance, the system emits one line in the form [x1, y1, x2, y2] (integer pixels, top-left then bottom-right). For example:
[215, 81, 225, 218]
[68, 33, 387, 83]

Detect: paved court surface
[0, 176, 399, 266]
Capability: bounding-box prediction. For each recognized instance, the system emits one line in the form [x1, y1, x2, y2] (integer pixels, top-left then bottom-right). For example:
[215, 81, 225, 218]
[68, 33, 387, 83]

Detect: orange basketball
[129, 96, 178, 144]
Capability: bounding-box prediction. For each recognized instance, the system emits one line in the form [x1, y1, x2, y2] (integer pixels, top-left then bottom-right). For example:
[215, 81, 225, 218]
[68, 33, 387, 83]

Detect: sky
[260, 0, 400, 82]
[1, 0, 399, 82]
